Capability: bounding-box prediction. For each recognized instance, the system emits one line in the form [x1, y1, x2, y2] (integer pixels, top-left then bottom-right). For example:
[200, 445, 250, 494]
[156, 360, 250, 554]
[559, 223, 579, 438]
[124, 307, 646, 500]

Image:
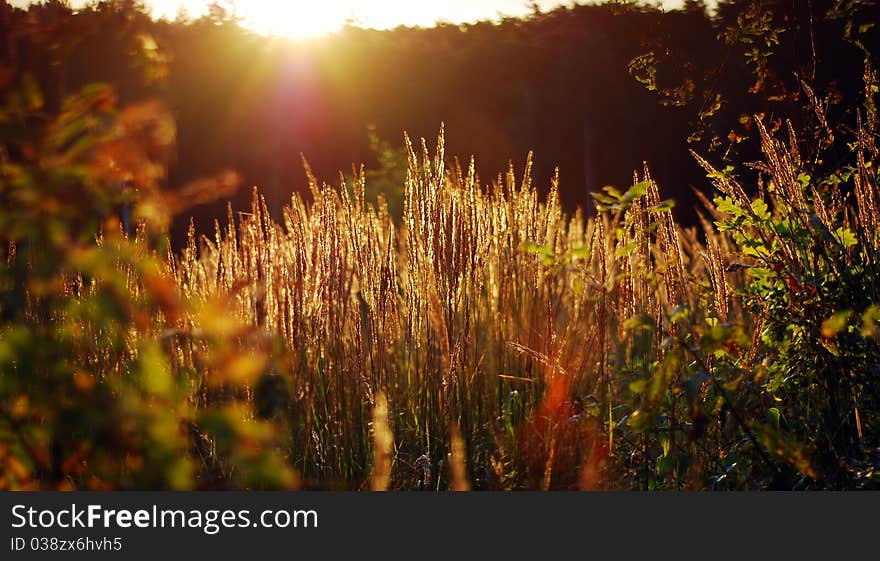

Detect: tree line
[1, 0, 877, 240]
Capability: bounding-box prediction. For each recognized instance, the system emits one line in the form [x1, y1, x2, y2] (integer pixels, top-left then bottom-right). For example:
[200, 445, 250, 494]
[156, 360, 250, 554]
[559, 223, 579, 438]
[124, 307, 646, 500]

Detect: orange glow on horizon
[235, 1, 353, 40]
[11, 1, 709, 40]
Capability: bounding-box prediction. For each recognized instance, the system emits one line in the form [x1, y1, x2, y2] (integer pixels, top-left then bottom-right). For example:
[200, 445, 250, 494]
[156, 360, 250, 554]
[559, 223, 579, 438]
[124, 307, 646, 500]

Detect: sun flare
[237, 1, 353, 39]
[217, 0, 505, 40]
[138, 1, 583, 40]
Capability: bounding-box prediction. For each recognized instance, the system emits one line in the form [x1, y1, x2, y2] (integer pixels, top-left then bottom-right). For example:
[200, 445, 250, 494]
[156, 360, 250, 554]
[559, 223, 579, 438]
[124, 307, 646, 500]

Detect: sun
[237, 1, 354, 40]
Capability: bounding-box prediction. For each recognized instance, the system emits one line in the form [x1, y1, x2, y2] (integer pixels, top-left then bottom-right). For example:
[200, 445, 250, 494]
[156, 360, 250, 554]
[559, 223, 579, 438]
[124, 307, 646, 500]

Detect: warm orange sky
[11, 1, 700, 38]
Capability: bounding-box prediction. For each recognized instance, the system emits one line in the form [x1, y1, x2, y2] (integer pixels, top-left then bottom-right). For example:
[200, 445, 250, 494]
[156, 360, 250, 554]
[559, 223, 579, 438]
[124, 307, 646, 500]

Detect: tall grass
[164, 119, 827, 489]
[3, 87, 877, 491]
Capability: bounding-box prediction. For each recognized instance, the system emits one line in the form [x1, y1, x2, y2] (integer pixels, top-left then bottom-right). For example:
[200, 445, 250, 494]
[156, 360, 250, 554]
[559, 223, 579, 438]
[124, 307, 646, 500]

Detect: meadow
[1, 0, 878, 491]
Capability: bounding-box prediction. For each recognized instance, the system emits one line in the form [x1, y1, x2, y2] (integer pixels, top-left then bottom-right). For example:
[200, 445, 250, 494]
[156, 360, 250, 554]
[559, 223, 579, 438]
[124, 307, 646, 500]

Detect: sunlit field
[1, 0, 878, 491]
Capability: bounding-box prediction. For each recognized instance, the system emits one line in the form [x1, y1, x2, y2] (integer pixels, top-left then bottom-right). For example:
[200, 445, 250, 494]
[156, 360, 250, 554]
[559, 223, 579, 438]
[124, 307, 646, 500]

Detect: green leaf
[602, 185, 621, 199]
[715, 196, 743, 217]
[615, 241, 639, 258]
[751, 198, 771, 221]
[567, 246, 590, 260]
[629, 379, 648, 394]
[590, 191, 616, 205]
[821, 310, 852, 338]
[768, 407, 780, 429]
[707, 165, 735, 181]
[833, 227, 858, 248]
[522, 241, 555, 260]
[746, 267, 773, 280]
[138, 341, 173, 397]
[649, 199, 676, 212]
[623, 314, 653, 332]
[668, 304, 689, 324]
[797, 172, 811, 189]
[621, 181, 650, 203]
[862, 305, 880, 340]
